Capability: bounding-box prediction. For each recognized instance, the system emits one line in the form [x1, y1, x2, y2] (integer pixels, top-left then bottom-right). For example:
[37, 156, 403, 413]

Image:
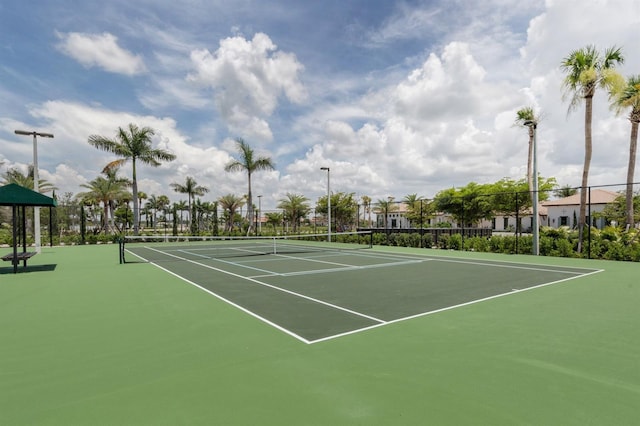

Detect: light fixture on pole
[320, 167, 331, 242]
[14, 129, 54, 253]
[523, 120, 539, 256]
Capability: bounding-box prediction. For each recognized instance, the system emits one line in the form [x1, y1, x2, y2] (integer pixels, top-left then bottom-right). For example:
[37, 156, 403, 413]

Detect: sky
[1, 0, 639, 210]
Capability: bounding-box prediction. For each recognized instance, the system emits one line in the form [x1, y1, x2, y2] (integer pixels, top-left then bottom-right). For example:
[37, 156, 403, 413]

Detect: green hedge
[370, 226, 640, 262]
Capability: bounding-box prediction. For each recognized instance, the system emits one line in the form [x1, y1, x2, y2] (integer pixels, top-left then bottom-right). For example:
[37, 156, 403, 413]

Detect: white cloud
[55, 32, 147, 76]
[3, 0, 639, 211]
[278, 40, 528, 199]
[19, 101, 250, 200]
[365, 4, 442, 45]
[187, 32, 307, 141]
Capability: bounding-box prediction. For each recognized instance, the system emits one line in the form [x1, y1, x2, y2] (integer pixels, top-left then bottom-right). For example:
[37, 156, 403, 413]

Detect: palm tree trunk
[103, 203, 109, 233]
[578, 95, 594, 254]
[132, 160, 139, 235]
[246, 172, 253, 235]
[626, 119, 639, 228]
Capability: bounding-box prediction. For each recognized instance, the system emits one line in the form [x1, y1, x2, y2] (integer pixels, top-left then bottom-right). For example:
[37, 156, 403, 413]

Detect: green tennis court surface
[2, 244, 639, 425]
[124, 241, 601, 343]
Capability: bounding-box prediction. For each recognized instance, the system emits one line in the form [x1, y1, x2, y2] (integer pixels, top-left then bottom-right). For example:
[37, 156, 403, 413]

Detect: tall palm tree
[277, 193, 310, 233]
[170, 176, 209, 224]
[88, 123, 176, 235]
[515, 107, 539, 196]
[224, 138, 275, 234]
[77, 173, 130, 233]
[157, 195, 170, 230]
[611, 75, 640, 229]
[137, 191, 148, 229]
[361, 195, 372, 227]
[560, 45, 624, 253]
[145, 195, 161, 232]
[218, 193, 245, 233]
[173, 200, 189, 232]
[374, 198, 398, 230]
[2, 165, 57, 193]
[403, 193, 425, 227]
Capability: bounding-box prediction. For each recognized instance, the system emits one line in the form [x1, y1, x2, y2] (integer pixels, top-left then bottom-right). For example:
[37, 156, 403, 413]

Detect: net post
[118, 236, 125, 264]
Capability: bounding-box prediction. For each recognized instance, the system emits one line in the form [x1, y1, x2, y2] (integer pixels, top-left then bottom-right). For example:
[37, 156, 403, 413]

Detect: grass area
[1, 244, 639, 425]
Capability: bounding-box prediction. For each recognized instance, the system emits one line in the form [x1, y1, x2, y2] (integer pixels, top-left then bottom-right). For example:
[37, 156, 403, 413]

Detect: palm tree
[611, 75, 640, 229]
[76, 170, 130, 233]
[560, 45, 624, 252]
[554, 184, 578, 199]
[157, 195, 170, 231]
[145, 195, 162, 232]
[224, 138, 275, 234]
[137, 191, 148, 229]
[218, 194, 245, 233]
[374, 198, 398, 230]
[88, 123, 176, 235]
[170, 176, 209, 225]
[361, 195, 372, 227]
[277, 193, 310, 233]
[265, 212, 283, 233]
[2, 165, 57, 193]
[403, 193, 426, 228]
[173, 200, 188, 232]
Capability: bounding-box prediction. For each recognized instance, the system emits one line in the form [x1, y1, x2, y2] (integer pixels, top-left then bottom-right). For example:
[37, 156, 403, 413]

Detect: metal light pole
[257, 195, 262, 234]
[523, 120, 539, 255]
[320, 167, 330, 241]
[15, 129, 54, 252]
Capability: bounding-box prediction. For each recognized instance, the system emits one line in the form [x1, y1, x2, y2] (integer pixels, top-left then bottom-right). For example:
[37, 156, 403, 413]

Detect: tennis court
[2, 242, 639, 425]
[122, 233, 602, 344]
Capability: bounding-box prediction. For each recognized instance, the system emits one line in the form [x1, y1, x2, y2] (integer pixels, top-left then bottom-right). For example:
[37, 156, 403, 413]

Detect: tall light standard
[257, 195, 263, 234]
[14, 129, 54, 252]
[320, 167, 330, 241]
[523, 120, 539, 255]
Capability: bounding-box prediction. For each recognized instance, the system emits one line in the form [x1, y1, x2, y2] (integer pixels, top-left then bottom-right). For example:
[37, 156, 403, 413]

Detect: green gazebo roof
[0, 183, 57, 207]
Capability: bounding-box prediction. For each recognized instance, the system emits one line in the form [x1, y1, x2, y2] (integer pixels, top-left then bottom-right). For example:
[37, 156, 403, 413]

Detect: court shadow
[0, 264, 57, 275]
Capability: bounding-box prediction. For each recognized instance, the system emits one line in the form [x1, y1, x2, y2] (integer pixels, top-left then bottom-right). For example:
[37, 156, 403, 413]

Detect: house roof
[0, 183, 57, 207]
[518, 204, 548, 216]
[542, 189, 618, 207]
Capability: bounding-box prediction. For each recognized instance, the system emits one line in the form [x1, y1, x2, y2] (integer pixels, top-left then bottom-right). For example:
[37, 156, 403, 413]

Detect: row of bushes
[376, 226, 640, 261]
[0, 230, 119, 246]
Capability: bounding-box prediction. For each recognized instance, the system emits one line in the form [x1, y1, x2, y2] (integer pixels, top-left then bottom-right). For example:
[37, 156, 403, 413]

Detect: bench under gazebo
[0, 183, 57, 273]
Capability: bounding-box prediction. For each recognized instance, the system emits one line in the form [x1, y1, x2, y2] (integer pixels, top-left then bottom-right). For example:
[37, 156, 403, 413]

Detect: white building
[480, 204, 548, 232]
[541, 189, 618, 229]
[371, 189, 618, 231]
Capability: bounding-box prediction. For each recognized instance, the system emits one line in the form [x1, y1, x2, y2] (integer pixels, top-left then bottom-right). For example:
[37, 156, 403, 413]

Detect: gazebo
[0, 183, 57, 273]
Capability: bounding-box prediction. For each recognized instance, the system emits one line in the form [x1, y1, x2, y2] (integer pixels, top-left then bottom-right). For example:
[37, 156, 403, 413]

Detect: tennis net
[119, 231, 373, 263]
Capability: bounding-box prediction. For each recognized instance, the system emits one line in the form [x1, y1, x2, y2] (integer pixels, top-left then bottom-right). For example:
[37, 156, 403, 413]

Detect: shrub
[449, 234, 463, 250]
[551, 238, 574, 258]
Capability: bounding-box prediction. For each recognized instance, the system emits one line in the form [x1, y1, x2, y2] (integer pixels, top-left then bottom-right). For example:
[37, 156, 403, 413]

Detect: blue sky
[1, 0, 639, 209]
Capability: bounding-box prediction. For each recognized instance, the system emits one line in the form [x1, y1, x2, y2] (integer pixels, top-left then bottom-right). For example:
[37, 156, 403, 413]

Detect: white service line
[143, 246, 386, 325]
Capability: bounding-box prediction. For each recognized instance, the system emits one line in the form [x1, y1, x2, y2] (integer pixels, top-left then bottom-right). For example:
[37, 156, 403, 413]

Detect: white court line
[197, 248, 427, 278]
[309, 268, 605, 344]
[274, 259, 426, 277]
[127, 246, 603, 345]
[373, 249, 602, 272]
[139, 246, 386, 325]
[422, 257, 590, 275]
